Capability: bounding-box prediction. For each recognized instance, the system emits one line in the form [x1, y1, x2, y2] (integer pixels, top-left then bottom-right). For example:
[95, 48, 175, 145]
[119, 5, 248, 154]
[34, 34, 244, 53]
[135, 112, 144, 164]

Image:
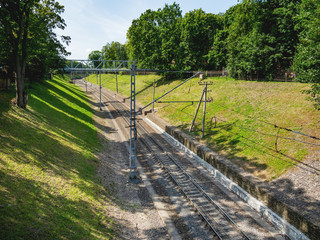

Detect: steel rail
[133, 125, 249, 239]
[140, 136, 223, 240]
[166, 153, 251, 240]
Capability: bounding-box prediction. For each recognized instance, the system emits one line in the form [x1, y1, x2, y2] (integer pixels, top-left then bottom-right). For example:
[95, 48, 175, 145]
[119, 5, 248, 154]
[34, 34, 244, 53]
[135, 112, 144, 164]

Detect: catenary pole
[129, 64, 137, 180]
[189, 88, 205, 132]
[202, 82, 208, 138]
[99, 71, 102, 110]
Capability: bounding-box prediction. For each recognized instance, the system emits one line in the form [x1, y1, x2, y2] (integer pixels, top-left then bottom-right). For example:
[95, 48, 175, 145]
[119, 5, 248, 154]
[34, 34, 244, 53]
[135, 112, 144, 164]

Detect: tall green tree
[226, 0, 300, 80]
[127, 9, 160, 68]
[179, 9, 222, 70]
[206, 6, 238, 70]
[127, 3, 182, 70]
[102, 41, 127, 61]
[154, 3, 182, 70]
[0, 0, 69, 108]
[26, 0, 70, 82]
[293, 0, 320, 108]
[88, 50, 102, 68]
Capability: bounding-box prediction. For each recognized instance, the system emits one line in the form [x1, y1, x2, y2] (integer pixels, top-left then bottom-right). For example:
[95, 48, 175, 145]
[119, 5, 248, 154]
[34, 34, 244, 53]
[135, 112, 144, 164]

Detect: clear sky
[55, 0, 239, 59]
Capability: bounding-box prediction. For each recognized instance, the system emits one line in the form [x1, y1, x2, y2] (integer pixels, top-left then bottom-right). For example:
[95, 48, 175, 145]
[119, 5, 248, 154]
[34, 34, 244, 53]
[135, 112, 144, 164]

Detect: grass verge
[87, 73, 320, 180]
[0, 76, 114, 239]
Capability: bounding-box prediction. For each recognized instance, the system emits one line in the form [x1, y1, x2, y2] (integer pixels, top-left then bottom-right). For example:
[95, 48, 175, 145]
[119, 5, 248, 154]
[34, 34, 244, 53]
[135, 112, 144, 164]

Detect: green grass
[0, 76, 115, 239]
[87, 73, 320, 180]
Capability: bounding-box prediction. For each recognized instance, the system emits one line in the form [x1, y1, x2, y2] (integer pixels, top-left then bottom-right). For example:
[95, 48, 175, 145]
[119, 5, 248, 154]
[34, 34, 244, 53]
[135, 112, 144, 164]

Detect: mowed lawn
[87, 73, 320, 180]
[0, 76, 114, 239]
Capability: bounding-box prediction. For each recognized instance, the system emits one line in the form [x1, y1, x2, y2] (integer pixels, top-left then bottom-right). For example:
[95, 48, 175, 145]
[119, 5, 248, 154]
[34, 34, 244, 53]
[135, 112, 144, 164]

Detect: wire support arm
[136, 71, 201, 114]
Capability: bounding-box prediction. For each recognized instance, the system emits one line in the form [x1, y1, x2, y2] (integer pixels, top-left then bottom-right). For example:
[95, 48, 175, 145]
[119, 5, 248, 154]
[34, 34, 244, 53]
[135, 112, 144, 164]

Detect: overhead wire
[212, 101, 320, 142]
[212, 116, 320, 147]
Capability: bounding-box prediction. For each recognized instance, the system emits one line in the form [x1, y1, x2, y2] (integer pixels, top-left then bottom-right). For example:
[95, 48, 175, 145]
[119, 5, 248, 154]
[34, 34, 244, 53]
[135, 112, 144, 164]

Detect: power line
[213, 102, 320, 142]
[212, 116, 320, 147]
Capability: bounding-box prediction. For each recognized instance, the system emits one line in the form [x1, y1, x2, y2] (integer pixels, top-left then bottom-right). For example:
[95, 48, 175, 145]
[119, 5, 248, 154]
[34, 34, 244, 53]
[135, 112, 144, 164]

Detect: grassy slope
[0, 76, 114, 239]
[88, 73, 320, 180]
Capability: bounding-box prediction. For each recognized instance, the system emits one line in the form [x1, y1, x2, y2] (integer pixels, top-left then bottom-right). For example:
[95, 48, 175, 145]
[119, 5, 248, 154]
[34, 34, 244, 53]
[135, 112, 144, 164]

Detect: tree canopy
[124, 1, 320, 107]
[87, 1, 319, 107]
[127, 3, 182, 70]
[0, 0, 70, 108]
[88, 50, 102, 68]
[102, 41, 127, 61]
[293, 0, 320, 108]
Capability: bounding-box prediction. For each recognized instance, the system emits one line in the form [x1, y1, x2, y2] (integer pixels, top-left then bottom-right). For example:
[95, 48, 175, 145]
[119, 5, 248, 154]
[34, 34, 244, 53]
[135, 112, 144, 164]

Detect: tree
[88, 50, 102, 68]
[293, 0, 320, 108]
[0, 0, 69, 108]
[127, 3, 182, 70]
[155, 3, 182, 70]
[127, 9, 162, 69]
[206, 6, 238, 70]
[226, 0, 300, 80]
[179, 9, 222, 70]
[101, 41, 128, 68]
[102, 41, 127, 61]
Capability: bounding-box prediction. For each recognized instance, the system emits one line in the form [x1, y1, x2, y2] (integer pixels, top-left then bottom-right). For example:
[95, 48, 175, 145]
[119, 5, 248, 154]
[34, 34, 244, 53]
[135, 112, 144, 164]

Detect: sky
[55, 0, 239, 59]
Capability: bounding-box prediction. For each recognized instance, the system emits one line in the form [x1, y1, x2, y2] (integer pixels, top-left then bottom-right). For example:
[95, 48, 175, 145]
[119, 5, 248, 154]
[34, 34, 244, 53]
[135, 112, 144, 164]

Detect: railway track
[82, 80, 253, 240]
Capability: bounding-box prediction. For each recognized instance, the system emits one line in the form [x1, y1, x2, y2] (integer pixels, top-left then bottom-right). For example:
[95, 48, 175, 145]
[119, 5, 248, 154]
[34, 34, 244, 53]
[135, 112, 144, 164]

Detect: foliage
[127, 3, 182, 70]
[206, 29, 228, 70]
[293, 0, 320, 108]
[94, 1, 319, 108]
[226, 0, 300, 80]
[180, 9, 222, 70]
[88, 50, 102, 68]
[101, 41, 127, 61]
[0, 0, 70, 107]
[205, 5, 238, 70]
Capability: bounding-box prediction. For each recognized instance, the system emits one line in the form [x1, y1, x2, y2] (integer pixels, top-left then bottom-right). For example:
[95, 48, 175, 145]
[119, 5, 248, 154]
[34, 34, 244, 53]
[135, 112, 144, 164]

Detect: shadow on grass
[179, 119, 269, 178]
[154, 72, 194, 88]
[0, 88, 15, 115]
[0, 77, 173, 239]
[53, 77, 89, 101]
[0, 172, 114, 240]
[134, 76, 165, 98]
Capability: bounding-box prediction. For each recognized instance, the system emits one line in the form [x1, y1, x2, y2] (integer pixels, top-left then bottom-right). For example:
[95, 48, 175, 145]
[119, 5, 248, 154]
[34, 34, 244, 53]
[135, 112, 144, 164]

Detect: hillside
[87, 73, 320, 180]
[0, 76, 115, 239]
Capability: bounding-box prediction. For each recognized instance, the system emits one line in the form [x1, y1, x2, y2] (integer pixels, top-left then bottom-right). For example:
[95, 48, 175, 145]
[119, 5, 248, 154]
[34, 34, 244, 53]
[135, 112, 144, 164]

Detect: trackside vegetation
[87, 73, 320, 180]
[0, 76, 115, 239]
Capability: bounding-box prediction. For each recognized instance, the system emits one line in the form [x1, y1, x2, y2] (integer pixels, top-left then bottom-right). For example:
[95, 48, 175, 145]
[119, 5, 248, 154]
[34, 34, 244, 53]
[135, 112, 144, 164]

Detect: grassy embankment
[0, 76, 115, 239]
[87, 73, 320, 180]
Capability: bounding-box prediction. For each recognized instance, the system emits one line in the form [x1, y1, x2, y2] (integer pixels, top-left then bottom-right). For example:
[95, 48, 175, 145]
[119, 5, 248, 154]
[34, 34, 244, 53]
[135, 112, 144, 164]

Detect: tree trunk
[15, 55, 26, 108]
[15, 3, 30, 109]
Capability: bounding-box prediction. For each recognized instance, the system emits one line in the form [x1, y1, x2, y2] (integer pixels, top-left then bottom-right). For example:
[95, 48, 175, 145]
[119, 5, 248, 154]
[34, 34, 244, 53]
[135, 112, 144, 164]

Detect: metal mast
[129, 64, 137, 180]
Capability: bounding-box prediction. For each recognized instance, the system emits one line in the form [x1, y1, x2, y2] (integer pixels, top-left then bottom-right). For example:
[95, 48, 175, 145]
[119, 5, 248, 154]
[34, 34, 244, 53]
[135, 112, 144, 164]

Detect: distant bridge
[65, 59, 135, 73]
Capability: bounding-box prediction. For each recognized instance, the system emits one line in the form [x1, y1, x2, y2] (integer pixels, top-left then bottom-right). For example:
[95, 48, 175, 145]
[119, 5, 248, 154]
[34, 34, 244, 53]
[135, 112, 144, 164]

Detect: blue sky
[55, 0, 239, 59]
